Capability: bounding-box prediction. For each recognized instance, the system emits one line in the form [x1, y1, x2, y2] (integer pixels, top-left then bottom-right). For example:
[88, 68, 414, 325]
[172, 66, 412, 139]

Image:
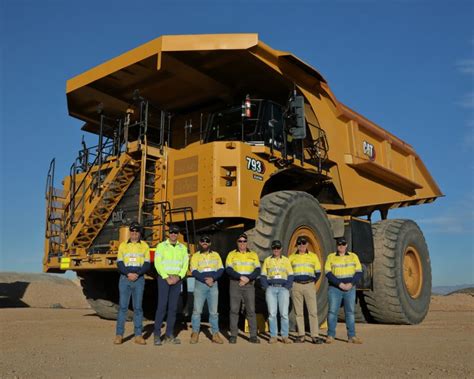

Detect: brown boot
[190, 332, 199, 344]
[325, 336, 334, 344]
[282, 337, 293, 344]
[348, 336, 362, 344]
[113, 335, 123, 345]
[268, 337, 279, 344]
[212, 333, 224, 344]
[134, 336, 146, 345]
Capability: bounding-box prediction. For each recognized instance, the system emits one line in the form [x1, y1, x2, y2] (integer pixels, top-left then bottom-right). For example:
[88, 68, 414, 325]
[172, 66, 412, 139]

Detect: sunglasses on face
[237, 239, 247, 243]
[338, 243, 347, 246]
[296, 241, 307, 245]
[130, 229, 140, 233]
[169, 231, 178, 234]
[200, 238, 210, 243]
[272, 247, 282, 250]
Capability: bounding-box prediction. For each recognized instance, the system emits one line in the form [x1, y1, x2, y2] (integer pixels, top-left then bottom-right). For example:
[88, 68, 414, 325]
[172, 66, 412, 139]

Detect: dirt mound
[0, 272, 90, 309]
[448, 287, 474, 296]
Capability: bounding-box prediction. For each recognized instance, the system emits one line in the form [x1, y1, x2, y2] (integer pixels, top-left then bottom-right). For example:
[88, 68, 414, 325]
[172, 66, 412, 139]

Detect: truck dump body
[66, 33, 442, 216]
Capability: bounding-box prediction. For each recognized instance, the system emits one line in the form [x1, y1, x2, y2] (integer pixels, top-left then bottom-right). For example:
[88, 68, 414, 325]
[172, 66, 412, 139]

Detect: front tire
[249, 191, 334, 323]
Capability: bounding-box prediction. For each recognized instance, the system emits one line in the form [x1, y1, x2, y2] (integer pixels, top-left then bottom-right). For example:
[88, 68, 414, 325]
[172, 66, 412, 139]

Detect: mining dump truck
[44, 34, 442, 324]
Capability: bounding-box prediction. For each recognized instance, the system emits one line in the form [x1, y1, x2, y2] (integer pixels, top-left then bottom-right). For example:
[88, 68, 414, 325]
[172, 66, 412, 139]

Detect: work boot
[348, 336, 362, 344]
[212, 333, 224, 344]
[134, 336, 146, 345]
[249, 336, 260, 344]
[113, 335, 123, 345]
[229, 336, 237, 344]
[294, 336, 305, 343]
[154, 337, 162, 346]
[190, 332, 199, 344]
[282, 337, 293, 344]
[325, 336, 334, 344]
[163, 335, 181, 344]
[268, 337, 278, 344]
[312, 336, 324, 345]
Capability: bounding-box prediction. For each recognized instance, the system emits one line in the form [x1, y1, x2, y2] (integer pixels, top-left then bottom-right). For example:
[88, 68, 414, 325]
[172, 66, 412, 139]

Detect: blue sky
[1, 0, 473, 286]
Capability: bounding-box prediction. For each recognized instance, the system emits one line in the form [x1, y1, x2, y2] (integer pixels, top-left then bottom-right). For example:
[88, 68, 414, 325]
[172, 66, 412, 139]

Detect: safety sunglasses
[200, 238, 211, 243]
[237, 239, 247, 243]
[337, 242, 347, 246]
[169, 231, 179, 234]
[296, 241, 307, 245]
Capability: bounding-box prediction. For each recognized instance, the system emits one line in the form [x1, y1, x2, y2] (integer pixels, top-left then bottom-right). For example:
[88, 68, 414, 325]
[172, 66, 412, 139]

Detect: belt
[295, 280, 314, 284]
[269, 284, 283, 287]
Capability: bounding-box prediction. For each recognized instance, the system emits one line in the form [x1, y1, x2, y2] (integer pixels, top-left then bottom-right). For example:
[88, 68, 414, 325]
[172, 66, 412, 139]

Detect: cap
[296, 236, 308, 245]
[129, 221, 142, 233]
[271, 240, 282, 249]
[169, 224, 180, 234]
[237, 233, 248, 241]
[336, 237, 347, 246]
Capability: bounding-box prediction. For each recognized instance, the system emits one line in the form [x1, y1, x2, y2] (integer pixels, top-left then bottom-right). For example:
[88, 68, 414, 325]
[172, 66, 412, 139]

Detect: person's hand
[240, 276, 250, 284]
[204, 277, 214, 287]
[166, 277, 175, 285]
[339, 282, 348, 291]
[127, 273, 138, 281]
[345, 283, 353, 290]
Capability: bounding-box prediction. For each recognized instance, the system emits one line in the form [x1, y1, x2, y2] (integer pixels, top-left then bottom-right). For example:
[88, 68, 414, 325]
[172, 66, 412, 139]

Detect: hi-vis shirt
[190, 251, 224, 283]
[225, 250, 261, 280]
[154, 239, 189, 279]
[117, 240, 150, 275]
[289, 252, 321, 282]
[324, 252, 362, 287]
[260, 255, 294, 289]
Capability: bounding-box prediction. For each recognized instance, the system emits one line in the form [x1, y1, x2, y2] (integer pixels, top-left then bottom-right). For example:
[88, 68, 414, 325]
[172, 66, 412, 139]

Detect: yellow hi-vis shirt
[324, 252, 362, 280]
[117, 240, 150, 267]
[261, 255, 293, 280]
[225, 250, 260, 275]
[190, 251, 223, 273]
[154, 239, 189, 279]
[289, 252, 321, 278]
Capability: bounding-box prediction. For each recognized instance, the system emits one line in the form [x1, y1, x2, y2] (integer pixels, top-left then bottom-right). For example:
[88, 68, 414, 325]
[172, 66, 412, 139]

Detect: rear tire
[78, 271, 157, 321]
[248, 191, 334, 324]
[363, 219, 431, 324]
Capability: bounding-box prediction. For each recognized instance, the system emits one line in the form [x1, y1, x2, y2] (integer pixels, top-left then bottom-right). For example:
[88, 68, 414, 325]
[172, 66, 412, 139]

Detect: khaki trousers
[291, 282, 319, 337]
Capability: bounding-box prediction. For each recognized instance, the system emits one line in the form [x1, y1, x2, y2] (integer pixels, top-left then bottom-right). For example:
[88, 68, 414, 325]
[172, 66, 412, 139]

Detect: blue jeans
[265, 286, 290, 338]
[116, 275, 145, 336]
[328, 286, 356, 338]
[191, 280, 219, 334]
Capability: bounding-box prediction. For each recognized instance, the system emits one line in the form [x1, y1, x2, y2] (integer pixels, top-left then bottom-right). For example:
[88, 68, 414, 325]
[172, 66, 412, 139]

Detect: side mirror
[288, 95, 306, 139]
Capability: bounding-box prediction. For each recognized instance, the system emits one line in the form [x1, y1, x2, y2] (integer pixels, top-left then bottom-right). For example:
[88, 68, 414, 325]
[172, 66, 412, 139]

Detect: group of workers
[113, 222, 363, 346]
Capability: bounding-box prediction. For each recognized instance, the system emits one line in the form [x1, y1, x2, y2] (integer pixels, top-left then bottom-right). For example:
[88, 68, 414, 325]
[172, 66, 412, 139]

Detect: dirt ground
[0, 274, 473, 378]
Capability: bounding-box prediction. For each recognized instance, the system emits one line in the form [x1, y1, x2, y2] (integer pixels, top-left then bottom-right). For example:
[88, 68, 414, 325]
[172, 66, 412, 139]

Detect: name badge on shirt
[203, 268, 212, 272]
[129, 257, 137, 262]
[273, 275, 282, 279]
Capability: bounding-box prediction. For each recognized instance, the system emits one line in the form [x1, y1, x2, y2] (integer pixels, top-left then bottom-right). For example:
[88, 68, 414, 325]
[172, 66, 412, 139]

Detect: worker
[190, 235, 224, 344]
[153, 224, 189, 346]
[289, 236, 325, 344]
[114, 222, 150, 345]
[260, 240, 294, 344]
[225, 233, 261, 344]
[325, 237, 363, 344]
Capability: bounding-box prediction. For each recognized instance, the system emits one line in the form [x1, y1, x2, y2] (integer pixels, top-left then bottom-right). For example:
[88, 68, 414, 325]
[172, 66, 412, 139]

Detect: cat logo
[363, 141, 376, 161]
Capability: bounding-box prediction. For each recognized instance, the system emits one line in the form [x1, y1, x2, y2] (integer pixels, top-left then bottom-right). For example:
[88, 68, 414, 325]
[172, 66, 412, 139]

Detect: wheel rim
[403, 246, 423, 299]
[288, 226, 324, 290]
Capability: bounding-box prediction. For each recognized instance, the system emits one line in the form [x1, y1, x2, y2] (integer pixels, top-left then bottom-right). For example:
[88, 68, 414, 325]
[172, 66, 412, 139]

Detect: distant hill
[432, 284, 474, 295]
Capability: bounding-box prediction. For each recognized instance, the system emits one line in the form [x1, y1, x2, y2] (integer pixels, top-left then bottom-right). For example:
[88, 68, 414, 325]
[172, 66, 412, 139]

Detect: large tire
[78, 272, 124, 320]
[363, 219, 431, 324]
[248, 191, 334, 324]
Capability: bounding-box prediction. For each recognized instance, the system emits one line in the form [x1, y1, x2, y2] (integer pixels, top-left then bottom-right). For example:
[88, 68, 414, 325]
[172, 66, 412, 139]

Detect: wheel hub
[403, 246, 423, 299]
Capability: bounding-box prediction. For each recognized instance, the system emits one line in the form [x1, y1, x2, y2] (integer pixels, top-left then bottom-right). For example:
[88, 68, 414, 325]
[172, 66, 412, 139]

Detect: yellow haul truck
[44, 34, 442, 324]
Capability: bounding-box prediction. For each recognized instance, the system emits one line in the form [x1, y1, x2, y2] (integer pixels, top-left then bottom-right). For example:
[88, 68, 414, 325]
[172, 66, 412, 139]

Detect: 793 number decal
[246, 156, 265, 174]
